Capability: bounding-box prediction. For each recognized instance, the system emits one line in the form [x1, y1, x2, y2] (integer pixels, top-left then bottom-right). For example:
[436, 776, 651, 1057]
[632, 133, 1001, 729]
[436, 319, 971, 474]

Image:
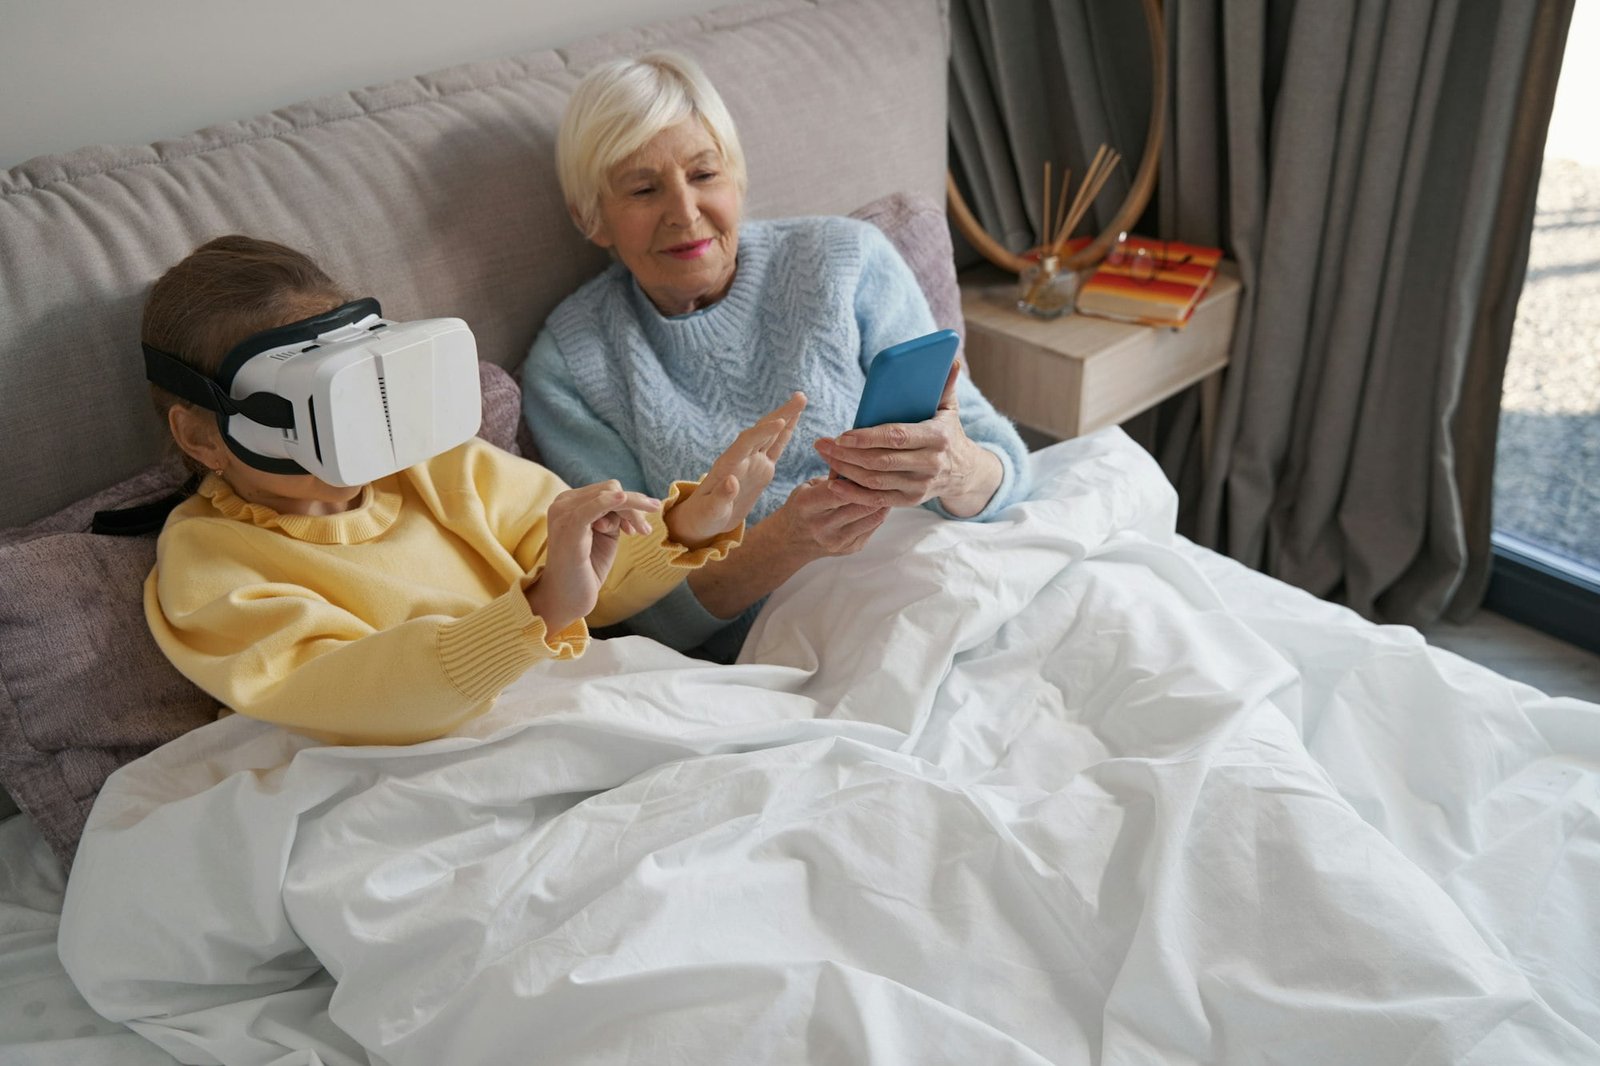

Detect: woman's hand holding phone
[814, 360, 1002, 517]
[766, 476, 890, 560]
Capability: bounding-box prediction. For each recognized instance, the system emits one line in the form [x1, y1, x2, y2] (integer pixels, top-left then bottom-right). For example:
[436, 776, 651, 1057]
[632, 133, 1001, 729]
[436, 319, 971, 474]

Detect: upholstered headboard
[0, 0, 950, 528]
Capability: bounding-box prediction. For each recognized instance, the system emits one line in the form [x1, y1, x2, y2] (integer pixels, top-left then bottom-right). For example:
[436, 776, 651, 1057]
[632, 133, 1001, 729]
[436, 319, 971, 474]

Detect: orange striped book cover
[1076, 237, 1221, 328]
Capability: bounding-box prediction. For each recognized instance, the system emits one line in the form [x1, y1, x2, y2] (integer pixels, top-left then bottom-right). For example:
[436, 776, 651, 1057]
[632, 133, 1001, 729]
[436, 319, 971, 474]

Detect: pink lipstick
[663, 239, 714, 260]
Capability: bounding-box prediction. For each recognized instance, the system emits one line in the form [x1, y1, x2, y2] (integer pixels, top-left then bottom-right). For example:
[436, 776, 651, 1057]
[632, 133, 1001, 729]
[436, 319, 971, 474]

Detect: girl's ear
[167, 405, 228, 473]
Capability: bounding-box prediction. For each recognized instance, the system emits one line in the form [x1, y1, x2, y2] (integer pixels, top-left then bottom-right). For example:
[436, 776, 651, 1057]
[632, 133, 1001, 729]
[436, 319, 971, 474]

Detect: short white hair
[557, 50, 747, 239]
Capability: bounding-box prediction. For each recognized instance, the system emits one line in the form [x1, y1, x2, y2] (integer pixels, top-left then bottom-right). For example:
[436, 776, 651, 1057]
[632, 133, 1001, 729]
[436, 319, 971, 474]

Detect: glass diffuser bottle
[1017, 254, 1078, 319]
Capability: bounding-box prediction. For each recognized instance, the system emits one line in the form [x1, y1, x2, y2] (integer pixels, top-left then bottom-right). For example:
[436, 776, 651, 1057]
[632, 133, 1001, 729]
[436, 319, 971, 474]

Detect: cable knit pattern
[548, 219, 854, 525]
[527, 215, 1031, 655]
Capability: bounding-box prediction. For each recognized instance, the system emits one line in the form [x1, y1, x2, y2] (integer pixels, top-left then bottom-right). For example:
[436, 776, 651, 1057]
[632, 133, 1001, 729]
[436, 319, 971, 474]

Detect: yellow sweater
[145, 438, 740, 745]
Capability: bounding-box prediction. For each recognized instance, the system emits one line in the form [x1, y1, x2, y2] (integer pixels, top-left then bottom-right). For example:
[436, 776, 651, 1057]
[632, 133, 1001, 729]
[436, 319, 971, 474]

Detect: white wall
[1, 0, 728, 170]
[1546, 0, 1600, 165]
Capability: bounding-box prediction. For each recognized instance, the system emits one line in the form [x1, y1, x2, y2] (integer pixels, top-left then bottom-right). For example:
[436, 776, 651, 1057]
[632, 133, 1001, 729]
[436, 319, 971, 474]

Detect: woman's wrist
[686, 517, 807, 619]
[938, 441, 1003, 518]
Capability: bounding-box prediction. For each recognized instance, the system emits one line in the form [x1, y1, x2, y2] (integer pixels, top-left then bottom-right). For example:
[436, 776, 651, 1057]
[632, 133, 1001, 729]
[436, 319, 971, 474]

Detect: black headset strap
[142, 345, 296, 428]
[90, 474, 202, 537]
[141, 296, 384, 431]
[222, 433, 307, 475]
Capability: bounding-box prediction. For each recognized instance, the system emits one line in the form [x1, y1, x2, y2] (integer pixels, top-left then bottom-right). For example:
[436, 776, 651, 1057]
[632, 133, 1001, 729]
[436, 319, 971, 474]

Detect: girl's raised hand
[665, 392, 806, 549]
[525, 480, 661, 634]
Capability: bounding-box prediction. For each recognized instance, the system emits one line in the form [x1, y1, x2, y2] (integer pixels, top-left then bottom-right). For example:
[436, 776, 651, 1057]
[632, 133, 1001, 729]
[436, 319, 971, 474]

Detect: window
[1488, 3, 1600, 654]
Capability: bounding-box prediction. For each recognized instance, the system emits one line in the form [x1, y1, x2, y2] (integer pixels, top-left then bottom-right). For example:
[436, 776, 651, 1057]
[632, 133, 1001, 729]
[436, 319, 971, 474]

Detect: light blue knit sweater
[522, 216, 1030, 657]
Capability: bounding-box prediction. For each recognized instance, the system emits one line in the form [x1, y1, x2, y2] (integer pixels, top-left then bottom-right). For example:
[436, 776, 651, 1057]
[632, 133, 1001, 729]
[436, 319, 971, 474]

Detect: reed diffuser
[1017, 145, 1121, 319]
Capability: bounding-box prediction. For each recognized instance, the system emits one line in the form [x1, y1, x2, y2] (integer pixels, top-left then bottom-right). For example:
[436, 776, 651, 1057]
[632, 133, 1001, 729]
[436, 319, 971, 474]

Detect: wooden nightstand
[960, 263, 1241, 471]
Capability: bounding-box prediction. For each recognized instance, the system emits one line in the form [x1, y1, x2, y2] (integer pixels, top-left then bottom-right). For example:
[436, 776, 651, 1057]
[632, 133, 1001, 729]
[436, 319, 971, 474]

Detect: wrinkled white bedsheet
[59, 430, 1600, 1065]
[0, 814, 180, 1065]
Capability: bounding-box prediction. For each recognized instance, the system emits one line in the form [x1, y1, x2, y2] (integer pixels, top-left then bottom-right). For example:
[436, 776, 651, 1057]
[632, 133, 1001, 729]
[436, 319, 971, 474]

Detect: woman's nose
[663, 180, 699, 226]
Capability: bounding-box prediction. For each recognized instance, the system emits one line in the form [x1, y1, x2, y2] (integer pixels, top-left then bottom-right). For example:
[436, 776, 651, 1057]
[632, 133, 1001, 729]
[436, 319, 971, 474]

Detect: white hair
[557, 50, 747, 239]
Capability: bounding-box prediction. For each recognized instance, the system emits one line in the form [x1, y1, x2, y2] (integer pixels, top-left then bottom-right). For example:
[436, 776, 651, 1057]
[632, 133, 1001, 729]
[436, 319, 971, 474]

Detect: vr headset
[144, 298, 481, 487]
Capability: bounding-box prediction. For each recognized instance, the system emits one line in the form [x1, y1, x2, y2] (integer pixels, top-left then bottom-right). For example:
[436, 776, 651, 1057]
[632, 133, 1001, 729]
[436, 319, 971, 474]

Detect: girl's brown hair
[142, 235, 351, 413]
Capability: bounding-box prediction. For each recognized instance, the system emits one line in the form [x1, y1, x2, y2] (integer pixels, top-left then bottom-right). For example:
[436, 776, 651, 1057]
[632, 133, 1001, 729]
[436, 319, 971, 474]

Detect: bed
[2, 1, 1597, 1063]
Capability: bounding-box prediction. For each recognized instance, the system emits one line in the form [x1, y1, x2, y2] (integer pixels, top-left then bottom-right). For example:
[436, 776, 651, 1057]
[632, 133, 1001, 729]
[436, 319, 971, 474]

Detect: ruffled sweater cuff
[437, 588, 588, 703]
[612, 477, 747, 589]
[659, 479, 746, 564]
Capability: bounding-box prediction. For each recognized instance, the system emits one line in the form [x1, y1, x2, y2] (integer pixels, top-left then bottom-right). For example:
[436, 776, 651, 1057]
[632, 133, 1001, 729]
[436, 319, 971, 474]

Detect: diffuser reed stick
[1041, 161, 1053, 260]
[1018, 145, 1120, 313]
[1050, 168, 1072, 252]
[1051, 147, 1119, 258]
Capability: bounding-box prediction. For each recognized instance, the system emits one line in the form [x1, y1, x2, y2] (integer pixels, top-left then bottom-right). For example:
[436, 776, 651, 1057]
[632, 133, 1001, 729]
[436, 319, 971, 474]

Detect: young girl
[141, 235, 804, 745]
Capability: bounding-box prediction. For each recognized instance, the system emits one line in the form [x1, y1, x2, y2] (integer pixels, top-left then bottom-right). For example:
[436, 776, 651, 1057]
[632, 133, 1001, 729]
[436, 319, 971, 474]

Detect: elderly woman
[522, 51, 1030, 658]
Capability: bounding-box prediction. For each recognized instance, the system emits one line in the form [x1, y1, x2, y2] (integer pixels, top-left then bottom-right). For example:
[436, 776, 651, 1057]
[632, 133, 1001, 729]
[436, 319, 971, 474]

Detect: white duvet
[59, 430, 1600, 1065]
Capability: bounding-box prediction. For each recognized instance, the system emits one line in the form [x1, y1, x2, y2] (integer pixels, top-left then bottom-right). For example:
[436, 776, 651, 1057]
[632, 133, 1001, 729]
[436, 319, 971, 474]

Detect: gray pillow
[0, 361, 524, 871]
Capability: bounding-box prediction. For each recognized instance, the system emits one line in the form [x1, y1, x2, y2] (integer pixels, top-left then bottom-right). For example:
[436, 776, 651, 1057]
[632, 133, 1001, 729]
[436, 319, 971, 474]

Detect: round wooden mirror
[947, 0, 1167, 274]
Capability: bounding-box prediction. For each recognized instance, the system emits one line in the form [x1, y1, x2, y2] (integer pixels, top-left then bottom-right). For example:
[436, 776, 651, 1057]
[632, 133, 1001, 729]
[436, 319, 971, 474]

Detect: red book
[1076, 237, 1221, 328]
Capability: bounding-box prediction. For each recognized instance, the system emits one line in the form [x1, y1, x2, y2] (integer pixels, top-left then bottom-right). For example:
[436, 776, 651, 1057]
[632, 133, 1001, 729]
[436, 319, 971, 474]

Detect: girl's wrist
[524, 581, 577, 635]
[666, 479, 747, 552]
[661, 504, 701, 550]
[663, 496, 719, 551]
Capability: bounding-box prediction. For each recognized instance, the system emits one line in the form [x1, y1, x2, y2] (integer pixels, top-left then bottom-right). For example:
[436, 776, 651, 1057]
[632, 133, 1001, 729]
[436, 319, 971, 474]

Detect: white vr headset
[144, 298, 482, 487]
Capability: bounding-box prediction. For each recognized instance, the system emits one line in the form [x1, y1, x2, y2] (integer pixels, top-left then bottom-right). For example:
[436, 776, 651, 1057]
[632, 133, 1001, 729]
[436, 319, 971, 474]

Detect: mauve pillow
[476, 359, 527, 459]
[848, 192, 965, 345]
[0, 361, 524, 871]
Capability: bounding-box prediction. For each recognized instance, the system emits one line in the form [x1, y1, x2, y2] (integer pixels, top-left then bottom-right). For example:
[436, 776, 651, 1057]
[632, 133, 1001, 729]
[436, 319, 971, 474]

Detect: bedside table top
[959, 264, 1241, 363]
[957, 262, 1241, 440]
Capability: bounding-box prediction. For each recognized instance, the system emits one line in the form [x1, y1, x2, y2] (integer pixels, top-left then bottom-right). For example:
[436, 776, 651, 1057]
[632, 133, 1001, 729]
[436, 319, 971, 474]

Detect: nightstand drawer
[960, 265, 1240, 439]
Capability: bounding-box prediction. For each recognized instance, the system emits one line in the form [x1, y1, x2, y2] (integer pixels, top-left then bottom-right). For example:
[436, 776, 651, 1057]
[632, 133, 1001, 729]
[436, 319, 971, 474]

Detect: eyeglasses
[1105, 233, 1191, 283]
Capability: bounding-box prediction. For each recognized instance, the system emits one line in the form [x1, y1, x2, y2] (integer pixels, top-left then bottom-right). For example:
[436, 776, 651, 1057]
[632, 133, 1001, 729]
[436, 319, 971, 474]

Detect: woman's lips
[662, 238, 715, 260]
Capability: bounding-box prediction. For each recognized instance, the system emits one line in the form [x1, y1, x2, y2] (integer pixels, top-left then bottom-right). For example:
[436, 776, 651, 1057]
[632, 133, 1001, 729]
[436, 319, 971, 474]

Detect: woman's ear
[167, 405, 228, 473]
[572, 201, 612, 249]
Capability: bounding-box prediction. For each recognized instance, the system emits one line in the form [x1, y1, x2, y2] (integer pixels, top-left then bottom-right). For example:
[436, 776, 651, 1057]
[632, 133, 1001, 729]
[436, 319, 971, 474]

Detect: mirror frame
[946, 0, 1167, 274]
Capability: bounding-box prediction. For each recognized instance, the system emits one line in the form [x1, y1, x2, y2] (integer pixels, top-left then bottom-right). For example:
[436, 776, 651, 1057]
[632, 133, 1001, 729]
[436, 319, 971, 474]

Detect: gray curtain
[950, 0, 1574, 626]
[949, 0, 1153, 258]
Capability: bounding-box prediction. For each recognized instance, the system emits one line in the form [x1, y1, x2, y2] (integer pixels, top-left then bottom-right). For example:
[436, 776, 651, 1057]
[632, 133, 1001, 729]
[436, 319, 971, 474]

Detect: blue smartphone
[852, 329, 961, 429]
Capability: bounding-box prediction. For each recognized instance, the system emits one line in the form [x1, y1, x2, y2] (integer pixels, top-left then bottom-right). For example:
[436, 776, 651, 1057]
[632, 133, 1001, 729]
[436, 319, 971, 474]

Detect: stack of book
[1075, 237, 1223, 329]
